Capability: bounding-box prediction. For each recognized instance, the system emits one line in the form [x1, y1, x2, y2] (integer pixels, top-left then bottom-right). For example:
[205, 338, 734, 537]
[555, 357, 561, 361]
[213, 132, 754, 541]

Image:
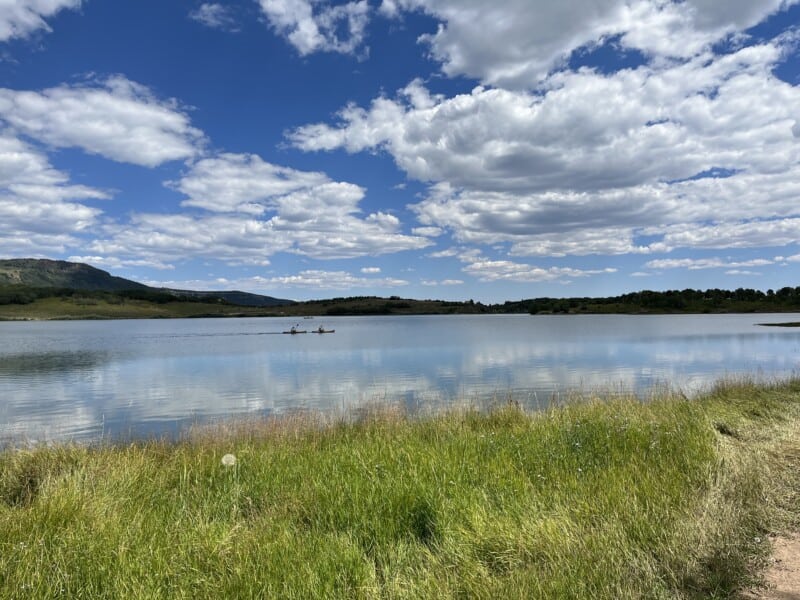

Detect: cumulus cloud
[463, 258, 617, 283]
[89, 152, 431, 267]
[257, 269, 407, 289]
[0, 0, 81, 42]
[0, 131, 107, 255]
[291, 35, 800, 260]
[189, 3, 239, 31]
[7, 0, 797, 291]
[171, 153, 329, 214]
[644, 257, 774, 270]
[87, 213, 280, 267]
[651, 219, 800, 252]
[258, 0, 369, 55]
[291, 47, 797, 193]
[381, 0, 798, 87]
[0, 76, 204, 167]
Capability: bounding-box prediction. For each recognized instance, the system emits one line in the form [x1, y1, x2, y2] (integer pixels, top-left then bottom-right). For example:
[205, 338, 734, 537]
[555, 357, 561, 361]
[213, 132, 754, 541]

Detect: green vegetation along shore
[3, 259, 800, 319]
[2, 379, 799, 598]
[4, 287, 800, 320]
[0, 290, 286, 320]
[0, 287, 495, 320]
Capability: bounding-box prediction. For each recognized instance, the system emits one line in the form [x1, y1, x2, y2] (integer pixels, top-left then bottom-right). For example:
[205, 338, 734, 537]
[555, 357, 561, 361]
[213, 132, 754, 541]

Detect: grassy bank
[0, 296, 281, 320]
[1, 381, 799, 598]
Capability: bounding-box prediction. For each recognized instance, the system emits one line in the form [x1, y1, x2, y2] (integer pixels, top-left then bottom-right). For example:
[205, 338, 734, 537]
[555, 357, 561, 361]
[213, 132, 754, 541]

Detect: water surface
[1, 314, 798, 444]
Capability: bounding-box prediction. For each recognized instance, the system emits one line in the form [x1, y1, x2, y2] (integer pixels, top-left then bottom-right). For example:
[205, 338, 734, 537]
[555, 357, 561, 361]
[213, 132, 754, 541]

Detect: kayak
[282, 330, 307, 334]
[313, 329, 335, 334]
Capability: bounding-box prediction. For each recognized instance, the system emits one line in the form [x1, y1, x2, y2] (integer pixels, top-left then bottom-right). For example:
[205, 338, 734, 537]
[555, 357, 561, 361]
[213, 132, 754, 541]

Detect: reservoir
[1, 313, 799, 444]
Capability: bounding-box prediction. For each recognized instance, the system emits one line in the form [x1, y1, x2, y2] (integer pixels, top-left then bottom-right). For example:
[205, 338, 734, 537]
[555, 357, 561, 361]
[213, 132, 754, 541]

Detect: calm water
[1, 314, 799, 444]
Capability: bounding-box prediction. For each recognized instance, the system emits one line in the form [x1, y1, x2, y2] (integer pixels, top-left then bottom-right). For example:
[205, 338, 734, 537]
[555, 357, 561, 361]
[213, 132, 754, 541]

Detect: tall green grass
[1, 379, 799, 598]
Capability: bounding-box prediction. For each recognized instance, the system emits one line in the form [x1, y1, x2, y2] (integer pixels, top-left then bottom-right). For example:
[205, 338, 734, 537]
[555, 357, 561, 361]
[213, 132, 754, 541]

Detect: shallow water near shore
[1, 313, 799, 444]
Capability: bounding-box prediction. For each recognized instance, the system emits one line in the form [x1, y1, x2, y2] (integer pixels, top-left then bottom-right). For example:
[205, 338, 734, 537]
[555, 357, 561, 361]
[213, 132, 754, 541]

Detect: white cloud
[507, 227, 651, 258]
[189, 3, 239, 31]
[257, 269, 408, 289]
[463, 257, 616, 283]
[258, 0, 369, 55]
[360, 266, 381, 274]
[67, 255, 175, 271]
[292, 46, 797, 193]
[291, 36, 800, 258]
[654, 219, 800, 251]
[382, 0, 798, 88]
[645, 257, 773, 270]
[725, 269, 760, 276]
[378, 0, 400, 18]
[411, 226, 443, 237]
[88, 152, 431, 267]
[171, 153, 329, 213]
[266, 182, 431, 258]
[421, 278, 463, 286]
[427, 247, 459, 258]
[0, 131, 106, 255]
[0, 0, 81, 42]
[0, 76, 204, 167]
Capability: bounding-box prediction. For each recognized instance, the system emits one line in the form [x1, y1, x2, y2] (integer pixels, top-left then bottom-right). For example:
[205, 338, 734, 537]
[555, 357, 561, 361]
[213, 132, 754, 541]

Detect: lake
[2, 313, 799, 445]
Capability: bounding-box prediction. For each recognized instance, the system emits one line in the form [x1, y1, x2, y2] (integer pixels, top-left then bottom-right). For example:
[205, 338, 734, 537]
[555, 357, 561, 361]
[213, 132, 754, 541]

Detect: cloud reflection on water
[1, 314, 799, 444]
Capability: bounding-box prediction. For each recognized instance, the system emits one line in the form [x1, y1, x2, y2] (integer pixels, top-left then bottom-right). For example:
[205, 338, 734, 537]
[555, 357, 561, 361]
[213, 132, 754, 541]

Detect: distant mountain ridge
[0, 259, 293, 307]
[0, 259, 149, 291]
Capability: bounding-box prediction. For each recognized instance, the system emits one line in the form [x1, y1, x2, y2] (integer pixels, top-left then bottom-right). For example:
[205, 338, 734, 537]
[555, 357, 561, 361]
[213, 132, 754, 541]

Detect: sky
[1, 1, 799, 303]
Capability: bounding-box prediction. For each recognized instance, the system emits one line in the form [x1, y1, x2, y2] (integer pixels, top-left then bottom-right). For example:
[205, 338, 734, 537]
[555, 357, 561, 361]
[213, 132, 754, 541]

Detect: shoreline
[3, 311, 800, 322]
[2, 378, 799, 597]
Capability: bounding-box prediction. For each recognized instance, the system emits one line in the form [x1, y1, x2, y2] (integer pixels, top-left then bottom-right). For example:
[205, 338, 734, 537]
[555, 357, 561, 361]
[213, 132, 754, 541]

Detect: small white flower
[221, 453, 237, 467]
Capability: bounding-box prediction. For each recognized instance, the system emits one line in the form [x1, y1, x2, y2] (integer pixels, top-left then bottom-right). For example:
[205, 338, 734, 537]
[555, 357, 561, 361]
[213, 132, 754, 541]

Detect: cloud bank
[290, 16, 800, 281]
[88, 152, 431, 269]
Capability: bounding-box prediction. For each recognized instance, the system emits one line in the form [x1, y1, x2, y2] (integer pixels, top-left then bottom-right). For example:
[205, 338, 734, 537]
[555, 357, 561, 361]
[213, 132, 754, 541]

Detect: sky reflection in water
[1, 314, 799, 444]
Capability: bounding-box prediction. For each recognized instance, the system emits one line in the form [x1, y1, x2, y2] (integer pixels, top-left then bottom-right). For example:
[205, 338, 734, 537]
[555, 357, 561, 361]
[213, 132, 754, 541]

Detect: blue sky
[1, 0, 799, 303]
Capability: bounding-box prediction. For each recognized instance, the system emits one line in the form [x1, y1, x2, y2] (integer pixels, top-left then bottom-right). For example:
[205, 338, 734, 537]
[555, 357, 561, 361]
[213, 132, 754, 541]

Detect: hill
[0, 258, 148, 292]
[0, 259, 292, 308]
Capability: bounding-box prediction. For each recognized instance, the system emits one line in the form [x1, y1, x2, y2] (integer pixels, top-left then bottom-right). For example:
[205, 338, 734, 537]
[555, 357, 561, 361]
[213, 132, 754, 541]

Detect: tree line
[516, 287, 800, 314]
[2, 284, 799, 314]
